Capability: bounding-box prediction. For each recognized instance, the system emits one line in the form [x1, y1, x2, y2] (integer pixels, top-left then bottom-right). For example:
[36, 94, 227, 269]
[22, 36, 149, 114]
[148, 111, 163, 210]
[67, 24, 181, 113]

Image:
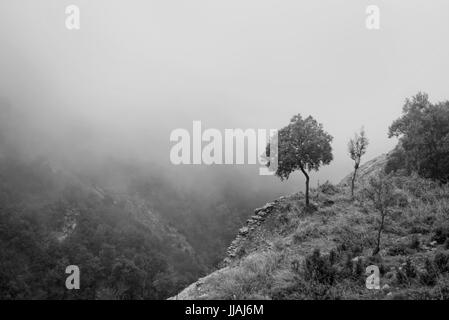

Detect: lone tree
[266, 114, 333, 207]
[362, 173, 396, 255]
[348, 128, 369, 198]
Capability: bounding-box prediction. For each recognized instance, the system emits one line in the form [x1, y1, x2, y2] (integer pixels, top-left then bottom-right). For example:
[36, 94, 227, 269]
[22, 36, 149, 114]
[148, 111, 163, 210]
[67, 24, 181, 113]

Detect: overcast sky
[1, 0, 449, 193]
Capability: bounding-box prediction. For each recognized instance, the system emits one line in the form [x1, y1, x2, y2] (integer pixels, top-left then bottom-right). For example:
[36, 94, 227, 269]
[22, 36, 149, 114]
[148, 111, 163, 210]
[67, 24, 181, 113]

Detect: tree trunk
[300, 166, 310, 207]
[351, 163, 359, 199]
[373, 209, 385, 255]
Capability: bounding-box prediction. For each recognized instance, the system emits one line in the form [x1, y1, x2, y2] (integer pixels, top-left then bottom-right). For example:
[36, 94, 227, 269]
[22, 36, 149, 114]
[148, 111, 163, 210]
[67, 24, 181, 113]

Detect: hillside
[171, 155, 449, 300]
[0, 155, 205, 299]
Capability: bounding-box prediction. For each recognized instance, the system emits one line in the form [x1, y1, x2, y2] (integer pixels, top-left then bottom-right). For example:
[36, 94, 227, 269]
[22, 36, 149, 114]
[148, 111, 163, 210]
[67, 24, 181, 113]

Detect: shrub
[303, 249, 336, 285]
[395, 190, 409, 208]
[343, 254, 354, 276]
[434, 252, 449, 273]
[403, 259, 416, 279]
[352, 258, 364, 280]
[334, 225, 371, 256]
[432, 223, 449, 244]
[420, 258, 438, 286]
[293, 223, 322, 244]
[409, 225, 430, 234]
[396, 268, 409, 286]
[329, 249, 338, 265]
[385, 145, 407, 175]
[409, 235, 420, 250]
[387, 243, 411, 256]
[401, 173, 440, 200]
[318, 181, 339, 195]
[399, 276, 449, 299]
[433, 276, 449, 299]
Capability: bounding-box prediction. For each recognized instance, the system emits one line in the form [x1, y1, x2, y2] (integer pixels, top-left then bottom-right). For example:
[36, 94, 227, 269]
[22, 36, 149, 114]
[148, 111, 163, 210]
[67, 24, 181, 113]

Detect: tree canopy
[388, 92, 449, 182]
[267, 114, 333, 206]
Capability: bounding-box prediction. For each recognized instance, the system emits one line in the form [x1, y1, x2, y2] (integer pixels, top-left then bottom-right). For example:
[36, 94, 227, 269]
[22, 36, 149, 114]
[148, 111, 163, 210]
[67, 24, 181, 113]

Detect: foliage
[348, 127, 369, 197]
[303, 249, 336, 285]
[384, 144, 408, 175]
[434, 252, 449, 273]
[420, 258, 438, 286]
[0, 157, 202, 299]
[409, 235, 420, 250]
[362, 172, 397, 255]
[267, 114, 333, 206]
[432, 223, 449, 244]
[186, 171, 449, 300]
[317, 181, 340, 195]
[404, 259, 416, 279]
[388, 92, 449, 182]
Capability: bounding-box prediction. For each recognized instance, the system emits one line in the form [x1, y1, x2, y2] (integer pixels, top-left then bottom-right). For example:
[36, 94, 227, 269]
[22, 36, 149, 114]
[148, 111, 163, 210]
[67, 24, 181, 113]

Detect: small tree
[362, 173, 396, 255]
[348, 128, 369, 198]
[266, 114, 333, 207]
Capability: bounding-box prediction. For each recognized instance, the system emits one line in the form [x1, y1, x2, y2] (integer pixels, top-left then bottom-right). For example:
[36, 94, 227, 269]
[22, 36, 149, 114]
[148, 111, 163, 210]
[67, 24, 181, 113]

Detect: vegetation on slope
[0, 156, 204, 299]
[172, 92, 449, 300]
[172, 174, 449, 300]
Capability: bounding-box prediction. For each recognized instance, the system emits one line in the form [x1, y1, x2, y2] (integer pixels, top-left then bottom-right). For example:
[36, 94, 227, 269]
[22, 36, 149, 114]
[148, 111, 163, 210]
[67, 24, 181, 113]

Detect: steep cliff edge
[170, 155, 449, 300]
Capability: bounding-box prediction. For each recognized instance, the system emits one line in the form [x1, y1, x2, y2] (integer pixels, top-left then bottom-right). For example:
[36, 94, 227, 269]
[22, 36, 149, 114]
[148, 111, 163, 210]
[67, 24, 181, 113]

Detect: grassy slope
[171, 155, 449, 300]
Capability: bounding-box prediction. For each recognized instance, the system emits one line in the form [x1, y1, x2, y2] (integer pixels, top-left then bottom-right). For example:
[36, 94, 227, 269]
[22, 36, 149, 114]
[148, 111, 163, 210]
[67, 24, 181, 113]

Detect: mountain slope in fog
[0, 155, 205, 299]
[0, 99, 289, 271]
[171, 154, 449, 300]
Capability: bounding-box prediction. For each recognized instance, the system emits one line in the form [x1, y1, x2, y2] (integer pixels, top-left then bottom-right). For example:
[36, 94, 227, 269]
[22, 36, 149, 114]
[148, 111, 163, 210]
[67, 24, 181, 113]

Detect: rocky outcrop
[223, 197, 286, 264]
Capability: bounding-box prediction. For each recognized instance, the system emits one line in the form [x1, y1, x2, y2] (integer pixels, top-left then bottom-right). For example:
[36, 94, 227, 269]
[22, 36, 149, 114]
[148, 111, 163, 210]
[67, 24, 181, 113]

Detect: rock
[254, 203, 274, 214]
[382, 284, 390, 291]
[430, 241, 437, 246]
[196, 280, 204, 287]
[239, 227, 249, 234]
[257, 211, 268, 217]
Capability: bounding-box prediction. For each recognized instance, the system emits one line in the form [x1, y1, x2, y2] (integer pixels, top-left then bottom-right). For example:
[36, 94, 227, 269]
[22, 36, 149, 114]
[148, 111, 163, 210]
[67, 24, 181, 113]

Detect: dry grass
[175, 175, 449, 300]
